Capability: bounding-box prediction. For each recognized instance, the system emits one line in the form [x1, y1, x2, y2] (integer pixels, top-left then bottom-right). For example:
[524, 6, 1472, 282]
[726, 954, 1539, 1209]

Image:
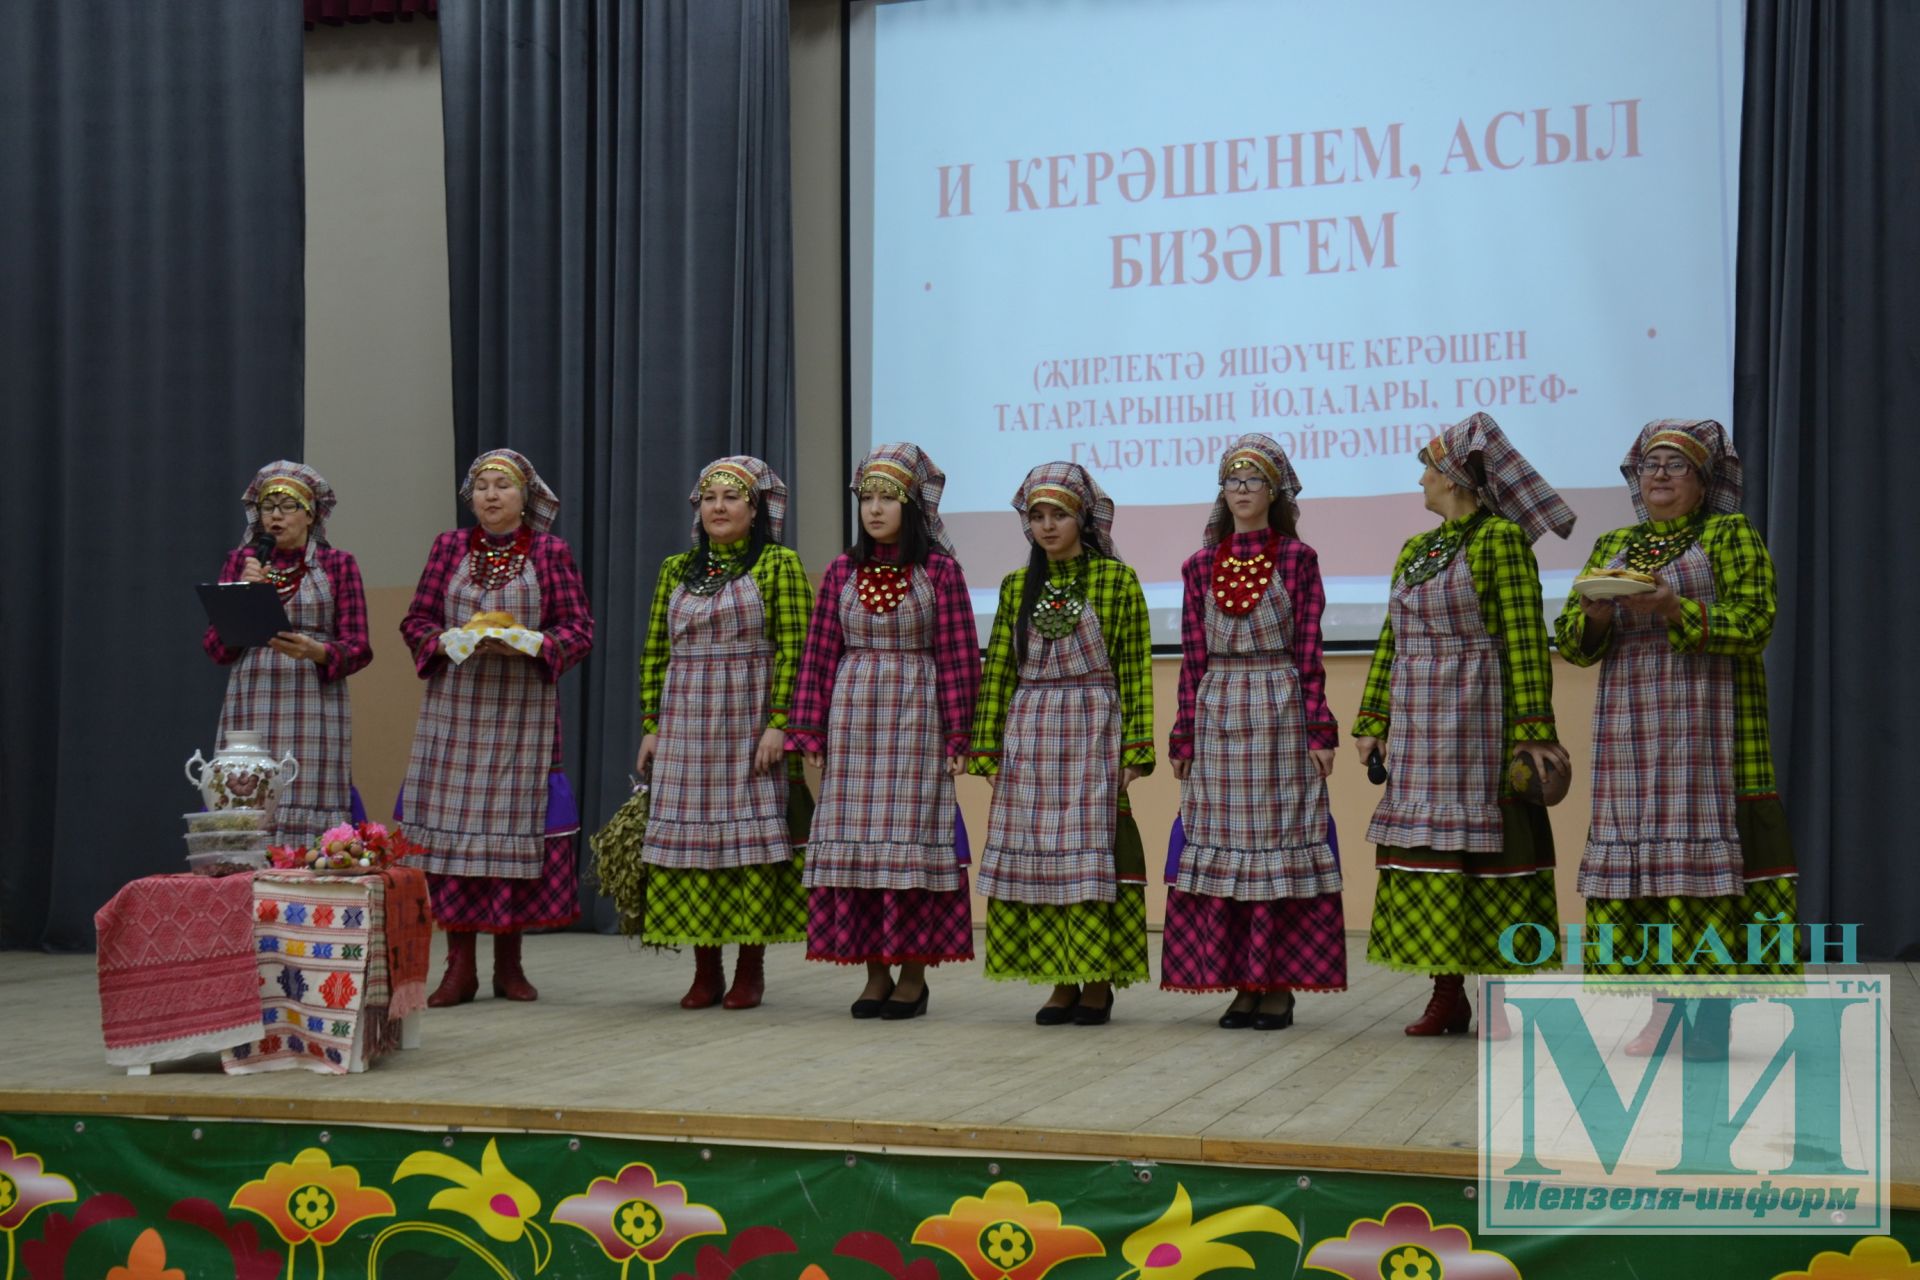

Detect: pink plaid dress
[642, 574, 792, 869]
[1162, 557, 1347, 993]
[402, 556, 556, 879]
[215, 543, 355, 845]
[802, 571, 974, 964]
[1579, 541, 1743, 898]
[977, 604, 1119, 906]
[1365, 550, 1506, 855]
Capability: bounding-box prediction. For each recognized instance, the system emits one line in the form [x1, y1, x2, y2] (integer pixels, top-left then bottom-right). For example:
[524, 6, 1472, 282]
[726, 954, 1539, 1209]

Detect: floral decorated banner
[0, 1116, 1911, 1280]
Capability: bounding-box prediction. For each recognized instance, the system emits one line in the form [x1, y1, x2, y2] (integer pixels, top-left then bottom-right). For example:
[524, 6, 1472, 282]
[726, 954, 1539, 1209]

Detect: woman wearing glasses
[1354, 414, 1575, 1038]
[204, 461, 372, 844]
[1162, 434, 1342, 1030]
[1555, 420, 1797, 1057]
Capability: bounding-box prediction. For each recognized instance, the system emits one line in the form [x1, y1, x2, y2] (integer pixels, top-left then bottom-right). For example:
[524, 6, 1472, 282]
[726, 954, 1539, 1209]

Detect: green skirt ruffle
[1584, 877, 1801, 985]
[637, 780, 813, 946]
[984, 888, 1149, 987]
[1366, 869, 1559, 976]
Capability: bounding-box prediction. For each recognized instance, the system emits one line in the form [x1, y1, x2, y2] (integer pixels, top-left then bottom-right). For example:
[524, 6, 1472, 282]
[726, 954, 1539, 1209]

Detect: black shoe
[880, 984, 929, 1021]
[1034, 1002, 1077, 1026]
[1073, 993, 1114, 1026]
[1253, 996, 1295, 1031]
[850, 983, 894, 1020]
[1218, 995, 1258, 1029]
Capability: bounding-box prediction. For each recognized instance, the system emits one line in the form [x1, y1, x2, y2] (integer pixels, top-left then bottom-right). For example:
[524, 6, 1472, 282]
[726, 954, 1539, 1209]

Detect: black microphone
[246, 530, 276, 566]
[1366, 748, 1389, 786]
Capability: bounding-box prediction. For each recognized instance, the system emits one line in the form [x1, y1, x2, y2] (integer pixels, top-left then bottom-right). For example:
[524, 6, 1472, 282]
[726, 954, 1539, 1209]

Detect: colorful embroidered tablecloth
[222, 867, 430, 1075]
[94, 873, 262, 1067]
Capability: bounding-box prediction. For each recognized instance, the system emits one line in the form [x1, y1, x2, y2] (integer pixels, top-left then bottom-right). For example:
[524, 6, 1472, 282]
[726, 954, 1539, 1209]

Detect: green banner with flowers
[0, 1114, 1912, 1279]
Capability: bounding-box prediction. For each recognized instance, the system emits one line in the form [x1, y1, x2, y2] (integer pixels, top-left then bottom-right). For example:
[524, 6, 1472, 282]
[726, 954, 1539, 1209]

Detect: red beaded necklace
[261, 553, 307, 601]
[1210, 530, 1280, 616]
[855, 562, 913, 614]
[468, 524, 533, 590]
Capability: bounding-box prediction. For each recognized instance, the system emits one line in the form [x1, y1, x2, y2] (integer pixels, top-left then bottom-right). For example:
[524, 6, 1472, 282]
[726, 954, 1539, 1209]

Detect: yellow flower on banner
[230, 1147, 395, 1246]
[1117, 1184, 1299, 1279]
[106, 1229, 185, 1280]
[1772, 1236, 1920, 1279]
[912, 1181, 1105, 1280]
[392, 1137, 553, 1272]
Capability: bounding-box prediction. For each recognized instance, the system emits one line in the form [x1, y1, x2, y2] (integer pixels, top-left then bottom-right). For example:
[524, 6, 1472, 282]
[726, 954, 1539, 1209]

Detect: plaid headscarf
[1621, 418, 1741, 520]
[1011, 461, 1117, 558]
[243, 461, 337, 546]
[1422, 413, 1575, 544]
[690, 455, 788, 543]
[461, 448, 560, 533]
[853, 442, 955, 557]
[1203, 432, 1303, 547]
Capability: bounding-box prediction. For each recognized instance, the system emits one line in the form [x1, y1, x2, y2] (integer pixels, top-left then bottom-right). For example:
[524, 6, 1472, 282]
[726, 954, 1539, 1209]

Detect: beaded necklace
[1621, 515, 1703, 574]
[261, 551, 307, 601]
[1400, 511, 1487, 588]
[1030, 560, 1088, 639]
[468, 524, 533, 590]
[683, 542, 748, 597]
[1211, 530, 1280, 615]
[855, 562, 913, 614]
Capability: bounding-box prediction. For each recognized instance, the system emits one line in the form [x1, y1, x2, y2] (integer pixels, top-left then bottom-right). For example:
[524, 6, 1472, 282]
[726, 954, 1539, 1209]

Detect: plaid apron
[1579, 540, 1743, 898]
[977, 601, 1120, 905]
[401, 552, 554, 879]
[642, 572, 792, 869]
[217, 543, 354, 845]
[1365, 547, 1506, 854]
[805, 571, 962, 891]
[1176, 572, 1338, 898]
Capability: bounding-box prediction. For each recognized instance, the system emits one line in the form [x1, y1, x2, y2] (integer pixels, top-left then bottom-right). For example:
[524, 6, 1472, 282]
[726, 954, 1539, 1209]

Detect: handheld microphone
[247, 530, 276, 564]
[1366, 748, 1389, 786]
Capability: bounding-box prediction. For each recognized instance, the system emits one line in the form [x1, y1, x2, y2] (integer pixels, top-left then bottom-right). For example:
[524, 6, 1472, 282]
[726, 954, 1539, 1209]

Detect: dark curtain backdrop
[1735, 0, 1920, 958]
[438, 0, 796, 929]
[0, 3, 305, 948]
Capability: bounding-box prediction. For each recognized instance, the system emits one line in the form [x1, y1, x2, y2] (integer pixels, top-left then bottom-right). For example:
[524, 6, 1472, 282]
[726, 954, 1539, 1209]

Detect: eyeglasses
[1222, 477, 1270, 494]
[1635, 460, 1695, 478]
[258, 500, 306, 516]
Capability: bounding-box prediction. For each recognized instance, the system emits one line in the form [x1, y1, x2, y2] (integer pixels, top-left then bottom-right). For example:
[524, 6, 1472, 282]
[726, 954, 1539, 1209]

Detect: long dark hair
[1013, 532, 1106, 667]
[687, 498, 776, 580]
[849, 498, 932, 567]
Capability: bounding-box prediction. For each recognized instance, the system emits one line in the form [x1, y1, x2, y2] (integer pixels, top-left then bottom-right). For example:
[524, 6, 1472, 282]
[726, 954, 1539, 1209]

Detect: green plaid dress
[969, 555, 1154, 985]
[1556, 513, 1798, 982]
[638, 540, 814, 945]
[1357, 514, 1560, 975]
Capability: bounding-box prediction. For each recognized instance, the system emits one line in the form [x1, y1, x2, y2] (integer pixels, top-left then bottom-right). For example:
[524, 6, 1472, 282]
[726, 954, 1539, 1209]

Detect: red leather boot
[428, 931, 478, 1008]
[492, 931, 539, 1001]
[681, 946, 725, 1009]
[722, 945, 766, 1010]
[1405, 974, 1471, 1036]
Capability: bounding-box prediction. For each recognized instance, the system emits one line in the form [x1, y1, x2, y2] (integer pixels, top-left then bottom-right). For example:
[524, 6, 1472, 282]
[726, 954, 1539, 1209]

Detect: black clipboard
[197, 582, 294, 649]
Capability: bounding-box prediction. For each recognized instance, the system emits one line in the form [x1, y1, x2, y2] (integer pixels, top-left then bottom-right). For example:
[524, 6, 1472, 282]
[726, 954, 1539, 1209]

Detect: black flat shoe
[880, 984, 929, 1021]
[850, 984, 894, 1020]
[1073, 994, 1114, 1026]
[1034, 1002, 1077, 1026]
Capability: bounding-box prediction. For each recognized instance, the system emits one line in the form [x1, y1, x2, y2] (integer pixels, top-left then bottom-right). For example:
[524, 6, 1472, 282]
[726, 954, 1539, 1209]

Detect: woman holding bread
[399, 448, 595, 1007]
[1555, 420, 1797, 1056]
[1354, 413, 1574, 1039]
[203, 461, 373, 844]
[636, 456, 814, 1012]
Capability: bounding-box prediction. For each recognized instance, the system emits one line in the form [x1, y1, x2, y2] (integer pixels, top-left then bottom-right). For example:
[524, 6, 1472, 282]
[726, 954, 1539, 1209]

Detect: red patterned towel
[381, 867, 432, 1021]
[94, 873, 260, 1066]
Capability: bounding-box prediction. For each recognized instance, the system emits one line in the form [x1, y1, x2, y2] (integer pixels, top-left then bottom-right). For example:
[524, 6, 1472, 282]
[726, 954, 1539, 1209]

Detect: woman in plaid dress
[636, 457, 813, 1012]
[204, 461, 372, 844]
[1354, 414, 1574, 1038]
[1556, 420, 1797, 1057]
[1163, 434, 1342, 1030]
[399, 449, 595, 1008]
[788, 444, 980, 1020]
[970, 462, 1153, 1026]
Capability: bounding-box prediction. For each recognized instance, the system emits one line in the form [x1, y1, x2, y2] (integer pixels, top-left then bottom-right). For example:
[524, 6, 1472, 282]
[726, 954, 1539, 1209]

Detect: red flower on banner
[1302, 1203, 1519, 1280]
[552, 1161, 726, 1274]
[0, 1136, 76, 1234]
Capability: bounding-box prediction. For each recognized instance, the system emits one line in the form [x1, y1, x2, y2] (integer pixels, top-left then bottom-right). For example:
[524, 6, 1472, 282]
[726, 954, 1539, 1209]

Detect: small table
[94, 867, 430, 1076]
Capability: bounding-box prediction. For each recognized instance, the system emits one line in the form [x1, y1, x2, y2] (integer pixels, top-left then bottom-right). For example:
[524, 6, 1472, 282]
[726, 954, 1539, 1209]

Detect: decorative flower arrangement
[268, 821, 421, 873]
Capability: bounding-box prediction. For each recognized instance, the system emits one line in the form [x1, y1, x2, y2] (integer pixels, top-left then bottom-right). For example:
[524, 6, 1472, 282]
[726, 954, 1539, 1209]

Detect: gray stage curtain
[438, 0, 796, 928]
[0, 4, 305, 949]
[1735, 0, 1920, 958]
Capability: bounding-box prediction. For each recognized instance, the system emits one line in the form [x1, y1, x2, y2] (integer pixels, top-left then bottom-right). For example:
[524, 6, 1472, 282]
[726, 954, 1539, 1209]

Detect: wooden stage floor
[6, 931, 1916, 1195]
